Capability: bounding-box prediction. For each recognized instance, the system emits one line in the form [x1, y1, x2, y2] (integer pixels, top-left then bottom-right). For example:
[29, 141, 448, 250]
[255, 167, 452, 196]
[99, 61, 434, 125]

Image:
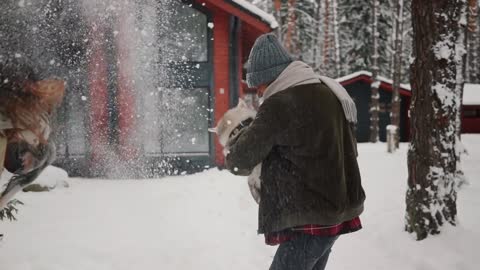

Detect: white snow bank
[337, 71, 480, 105]
[0, 166, 69, 191]
[33, 166, 70, 189]
[231, 0, 278, 29]
[1, 136, 480, 270]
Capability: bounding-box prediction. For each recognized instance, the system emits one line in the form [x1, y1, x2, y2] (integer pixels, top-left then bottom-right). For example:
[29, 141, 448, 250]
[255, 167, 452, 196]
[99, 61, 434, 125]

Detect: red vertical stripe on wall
[238, 24, 244, 98]
[116, 8, 137, 161]
[88, 24, 109, 166]
[213, 12, 231, 166]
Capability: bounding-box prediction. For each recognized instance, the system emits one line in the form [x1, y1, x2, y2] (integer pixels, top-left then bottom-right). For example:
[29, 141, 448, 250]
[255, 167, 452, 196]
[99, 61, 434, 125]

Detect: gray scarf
[262, 61, 357, 123]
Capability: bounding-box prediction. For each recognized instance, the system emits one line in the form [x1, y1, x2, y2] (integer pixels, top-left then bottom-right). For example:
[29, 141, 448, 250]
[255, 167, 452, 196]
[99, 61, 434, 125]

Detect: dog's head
[209, 98, 256, 146]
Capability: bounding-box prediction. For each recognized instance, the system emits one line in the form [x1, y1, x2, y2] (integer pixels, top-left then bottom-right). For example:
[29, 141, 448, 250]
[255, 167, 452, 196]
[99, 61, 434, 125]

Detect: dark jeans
[269, 234, 338, 270]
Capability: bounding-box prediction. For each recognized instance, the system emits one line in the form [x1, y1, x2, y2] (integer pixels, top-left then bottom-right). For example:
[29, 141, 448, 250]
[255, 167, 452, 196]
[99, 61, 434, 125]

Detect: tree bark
[313, 0, 322, 71]
[369, 0, 380, 143]
[468, 0, 478, 32]
[406, 0, 467, 240]
[391, 0, 405, 149]
[323, 0, 331, 69]
[466, 0, 478, 82]
[274, 0, 283, 41]
[285, 0, 297, 53]
[332, 0, 341, 76]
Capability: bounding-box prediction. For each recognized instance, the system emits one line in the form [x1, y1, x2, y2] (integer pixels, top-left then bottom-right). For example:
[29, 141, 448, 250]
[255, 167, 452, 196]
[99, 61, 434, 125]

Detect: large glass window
[136, 0, 211, 159]
[64, 93, 89, 156]
[162, 88, 210, 154]
[160, 1, 208, 62]
[140, 87, 210, 156]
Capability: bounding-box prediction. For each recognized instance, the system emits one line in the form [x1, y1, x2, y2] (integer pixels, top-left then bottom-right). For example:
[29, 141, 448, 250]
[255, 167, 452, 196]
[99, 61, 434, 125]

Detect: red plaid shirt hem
[265, 216, 362, 246]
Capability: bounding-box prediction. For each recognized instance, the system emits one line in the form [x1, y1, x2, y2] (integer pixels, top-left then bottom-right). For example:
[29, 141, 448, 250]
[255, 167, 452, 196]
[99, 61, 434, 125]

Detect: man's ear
[237, 98, 248, 108]
[208, 127, 218, 134]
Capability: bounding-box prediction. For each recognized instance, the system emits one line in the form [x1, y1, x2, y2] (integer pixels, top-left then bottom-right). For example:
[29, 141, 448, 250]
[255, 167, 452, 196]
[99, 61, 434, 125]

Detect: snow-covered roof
[336, 70, 480, 105]
[464, 84, 480, 105]
[229, 0, 278, 29]
[336, 70, 411, 90]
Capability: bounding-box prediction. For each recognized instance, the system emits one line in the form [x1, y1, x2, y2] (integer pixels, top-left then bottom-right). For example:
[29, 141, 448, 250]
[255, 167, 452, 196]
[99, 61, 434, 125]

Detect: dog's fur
[0, 60, 64, 209]
[209, 99, 262, 204]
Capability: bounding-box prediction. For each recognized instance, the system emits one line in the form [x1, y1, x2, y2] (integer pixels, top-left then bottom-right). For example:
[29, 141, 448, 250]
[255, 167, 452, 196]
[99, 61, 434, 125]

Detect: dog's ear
[237, 98, 248, 109]
[208, 127, 218, 134]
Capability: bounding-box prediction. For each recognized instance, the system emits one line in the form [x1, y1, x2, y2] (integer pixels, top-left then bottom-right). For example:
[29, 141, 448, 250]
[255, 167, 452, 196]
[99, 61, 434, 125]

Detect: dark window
[136, 0, 212, 160]
[464, 109, 480, 118]
[161, 1, 208, 63]
[140, 87, 210, 156]
[60, 93, 89, 157]
[162, 88, 210, 154]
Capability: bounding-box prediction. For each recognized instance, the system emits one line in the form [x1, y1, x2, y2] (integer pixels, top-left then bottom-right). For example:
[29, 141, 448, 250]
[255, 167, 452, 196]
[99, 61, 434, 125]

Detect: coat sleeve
[225, 96, 288, 176]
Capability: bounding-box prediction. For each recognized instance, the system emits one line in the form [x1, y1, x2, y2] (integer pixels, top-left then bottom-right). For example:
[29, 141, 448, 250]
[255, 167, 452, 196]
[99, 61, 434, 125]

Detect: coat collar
[262, 61, 320, 101]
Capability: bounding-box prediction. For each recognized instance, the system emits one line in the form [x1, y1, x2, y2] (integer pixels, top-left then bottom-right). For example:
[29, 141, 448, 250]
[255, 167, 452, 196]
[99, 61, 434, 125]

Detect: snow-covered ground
[1, 135, 479, 270]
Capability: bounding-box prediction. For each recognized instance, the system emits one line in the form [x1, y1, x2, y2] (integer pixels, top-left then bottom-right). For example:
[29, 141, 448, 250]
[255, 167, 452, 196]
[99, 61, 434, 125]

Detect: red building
[50, 0, 277, 177]
[336, 71, 480, 142]
[462, 84, 480, 133]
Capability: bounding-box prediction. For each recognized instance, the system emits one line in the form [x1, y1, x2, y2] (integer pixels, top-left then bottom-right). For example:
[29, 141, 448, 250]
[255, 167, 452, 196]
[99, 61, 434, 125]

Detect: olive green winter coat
[225, 82, 365, 234]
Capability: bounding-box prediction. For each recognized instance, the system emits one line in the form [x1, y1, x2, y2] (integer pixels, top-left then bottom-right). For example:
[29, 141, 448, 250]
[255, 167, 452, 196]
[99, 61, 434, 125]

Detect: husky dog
[209, 99, 262, 204]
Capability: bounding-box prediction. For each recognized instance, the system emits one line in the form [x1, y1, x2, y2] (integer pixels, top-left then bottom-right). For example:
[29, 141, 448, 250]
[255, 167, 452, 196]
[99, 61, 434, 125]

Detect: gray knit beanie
[246, 33, 293, 88]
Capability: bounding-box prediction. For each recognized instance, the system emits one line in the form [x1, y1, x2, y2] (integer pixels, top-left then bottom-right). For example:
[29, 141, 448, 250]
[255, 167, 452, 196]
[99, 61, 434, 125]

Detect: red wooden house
[50, 0, 277, 177]
[462, 84, 480, 133]
[336, 71, 480, 142]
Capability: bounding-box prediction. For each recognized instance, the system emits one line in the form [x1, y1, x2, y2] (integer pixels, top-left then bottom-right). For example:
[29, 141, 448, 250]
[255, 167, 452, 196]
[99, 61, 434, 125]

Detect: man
[225, 33, 366, 270]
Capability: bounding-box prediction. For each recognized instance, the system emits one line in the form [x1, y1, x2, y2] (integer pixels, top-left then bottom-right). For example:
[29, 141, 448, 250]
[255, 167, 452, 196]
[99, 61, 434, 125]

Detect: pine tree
[338, 0, 372, 73]
[406, 0, 467, 240]
[337, 0, 393, 76]
[264, 0, 320, 67]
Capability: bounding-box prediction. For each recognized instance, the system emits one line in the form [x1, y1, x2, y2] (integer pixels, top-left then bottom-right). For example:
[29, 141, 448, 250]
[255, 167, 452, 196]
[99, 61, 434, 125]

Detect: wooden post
[386, 125, 396, 153]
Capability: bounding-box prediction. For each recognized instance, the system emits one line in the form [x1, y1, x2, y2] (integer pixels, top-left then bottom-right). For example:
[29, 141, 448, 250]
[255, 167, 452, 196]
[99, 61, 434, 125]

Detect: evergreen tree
[338, 0, 392, 77]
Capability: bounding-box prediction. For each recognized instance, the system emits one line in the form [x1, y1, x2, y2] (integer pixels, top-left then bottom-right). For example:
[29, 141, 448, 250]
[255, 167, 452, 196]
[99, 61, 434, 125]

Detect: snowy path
[1, 135, 479, 270]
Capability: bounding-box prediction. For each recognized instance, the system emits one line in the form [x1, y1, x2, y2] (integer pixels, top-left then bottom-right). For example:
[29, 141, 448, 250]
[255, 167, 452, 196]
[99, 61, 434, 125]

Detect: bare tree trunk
[370, 0, 380, 143]
[274, 0, 283, 40]
[285, 0, 297, 53]
[391, 0, 405, 149]
[313, 0, 322, 71]
[332, 0, 341, 76]
[468, 0, 478, 31]
[466, 0, 478, 82]
[406, 0, 467, 241]
[389, 0, 397, 78]
[323, 0, 331, 69]
[477, 6, 480, 83]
